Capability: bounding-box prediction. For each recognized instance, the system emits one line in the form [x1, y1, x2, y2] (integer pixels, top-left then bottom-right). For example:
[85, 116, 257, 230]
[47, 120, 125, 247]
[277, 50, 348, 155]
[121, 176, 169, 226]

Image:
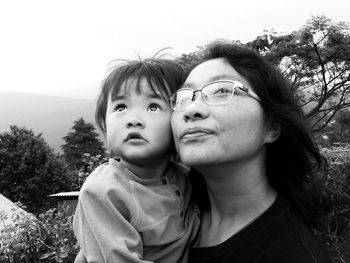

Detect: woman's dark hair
[96, 56, 184, 135]
[188, 41, 328, 227]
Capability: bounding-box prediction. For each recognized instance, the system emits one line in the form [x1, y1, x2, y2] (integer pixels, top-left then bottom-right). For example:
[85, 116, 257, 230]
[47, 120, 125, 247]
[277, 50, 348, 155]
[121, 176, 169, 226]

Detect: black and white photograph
[0, 0, 349, 262]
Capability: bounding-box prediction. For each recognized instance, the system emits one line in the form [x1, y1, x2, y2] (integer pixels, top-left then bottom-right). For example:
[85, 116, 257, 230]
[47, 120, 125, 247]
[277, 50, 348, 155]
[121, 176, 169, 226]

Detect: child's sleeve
[74, 249, 87, 263]
[73, 166, 152, 263]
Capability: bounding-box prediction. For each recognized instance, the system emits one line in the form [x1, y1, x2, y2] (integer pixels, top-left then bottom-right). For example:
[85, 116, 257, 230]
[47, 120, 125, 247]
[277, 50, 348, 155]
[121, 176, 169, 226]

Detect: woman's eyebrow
[208, 74, 238, 82]
[182, 74, 238, 88]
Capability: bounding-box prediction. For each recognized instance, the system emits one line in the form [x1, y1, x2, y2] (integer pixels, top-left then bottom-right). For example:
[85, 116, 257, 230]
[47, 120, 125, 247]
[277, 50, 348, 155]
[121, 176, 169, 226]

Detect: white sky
[0, 0, 349, 99]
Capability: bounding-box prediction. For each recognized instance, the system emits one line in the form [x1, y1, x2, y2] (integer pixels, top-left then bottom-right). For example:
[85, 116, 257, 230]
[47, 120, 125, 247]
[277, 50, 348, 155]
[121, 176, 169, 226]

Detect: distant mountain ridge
[0, 91, 102, 152]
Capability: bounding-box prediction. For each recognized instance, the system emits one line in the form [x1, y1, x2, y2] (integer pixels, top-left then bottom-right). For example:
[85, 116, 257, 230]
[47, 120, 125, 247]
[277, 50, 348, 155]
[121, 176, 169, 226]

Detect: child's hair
[95, 56, 184, 135]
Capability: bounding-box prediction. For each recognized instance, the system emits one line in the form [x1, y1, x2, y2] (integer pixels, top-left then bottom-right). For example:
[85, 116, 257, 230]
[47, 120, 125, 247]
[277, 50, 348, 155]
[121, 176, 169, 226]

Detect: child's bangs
[110, 66, 170, 101]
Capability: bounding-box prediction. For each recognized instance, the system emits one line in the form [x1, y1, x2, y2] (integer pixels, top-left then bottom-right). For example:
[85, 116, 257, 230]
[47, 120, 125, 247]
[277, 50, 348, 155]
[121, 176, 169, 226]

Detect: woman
[170, 41, 331, 262]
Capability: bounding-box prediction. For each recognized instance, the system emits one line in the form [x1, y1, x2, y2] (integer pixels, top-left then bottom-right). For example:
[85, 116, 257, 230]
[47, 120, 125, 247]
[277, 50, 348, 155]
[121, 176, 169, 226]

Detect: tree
[176, 49, 203, 68]
[261, 15, 350, 132]
[77, 153, 108, 188]
[0, 126, 73, 214]
[61, 118, 106, 170]
[178, 16, 350, 134]
[317, 109, 350, 145]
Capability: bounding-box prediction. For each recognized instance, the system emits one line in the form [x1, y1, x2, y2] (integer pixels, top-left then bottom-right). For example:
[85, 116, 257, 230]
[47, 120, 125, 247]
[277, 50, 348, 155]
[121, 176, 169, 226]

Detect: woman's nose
[183, 97, 209, 122]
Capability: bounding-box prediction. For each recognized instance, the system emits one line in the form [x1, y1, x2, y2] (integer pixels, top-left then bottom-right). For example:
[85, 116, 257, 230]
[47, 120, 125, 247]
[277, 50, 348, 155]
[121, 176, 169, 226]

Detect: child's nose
[127, 119, 144, 128]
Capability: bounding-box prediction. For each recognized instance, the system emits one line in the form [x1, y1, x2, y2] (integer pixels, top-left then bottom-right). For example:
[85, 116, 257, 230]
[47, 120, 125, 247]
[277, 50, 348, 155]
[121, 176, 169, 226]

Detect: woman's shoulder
[282, 200, 331, 263]
[249, 195, 332, 263]
[247, 195, 331, 262]
[189, 195, 331, 263]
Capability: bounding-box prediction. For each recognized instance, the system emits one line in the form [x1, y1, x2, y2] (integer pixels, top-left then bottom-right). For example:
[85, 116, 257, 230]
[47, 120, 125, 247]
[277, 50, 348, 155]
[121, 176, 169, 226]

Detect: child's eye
[148, 104, 160, 111]
[115, 104, 127, 112]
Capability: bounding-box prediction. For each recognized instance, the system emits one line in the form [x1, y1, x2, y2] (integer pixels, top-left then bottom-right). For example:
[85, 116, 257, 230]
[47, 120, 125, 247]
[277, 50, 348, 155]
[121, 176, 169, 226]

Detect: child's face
[105, 77, 173, 166]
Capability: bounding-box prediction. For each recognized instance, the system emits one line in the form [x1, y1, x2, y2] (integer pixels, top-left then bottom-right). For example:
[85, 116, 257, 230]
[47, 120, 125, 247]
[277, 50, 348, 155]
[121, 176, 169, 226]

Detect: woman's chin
[180, 155, 213, 168]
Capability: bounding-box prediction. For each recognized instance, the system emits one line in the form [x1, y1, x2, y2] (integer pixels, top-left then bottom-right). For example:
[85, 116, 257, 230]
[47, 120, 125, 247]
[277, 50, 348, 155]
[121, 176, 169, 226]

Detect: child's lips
[125, 132, 147, 142]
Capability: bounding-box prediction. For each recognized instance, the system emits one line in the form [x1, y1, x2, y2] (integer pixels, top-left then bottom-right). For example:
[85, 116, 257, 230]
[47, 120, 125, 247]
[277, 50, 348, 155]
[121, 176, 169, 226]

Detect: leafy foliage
[61, 118, 106, 170]
[0, 203, 79, 263]
[176, 49, 203, 68]
[76, 153, 108, 188]
[0, 126, 73, 214]
[317, 109, 350, 146]
[261, 15, 350, 132]
[316, 144, 350, 263]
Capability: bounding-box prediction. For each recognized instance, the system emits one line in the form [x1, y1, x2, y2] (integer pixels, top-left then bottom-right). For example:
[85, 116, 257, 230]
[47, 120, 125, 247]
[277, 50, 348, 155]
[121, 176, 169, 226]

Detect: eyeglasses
[170, 80, 261, 111]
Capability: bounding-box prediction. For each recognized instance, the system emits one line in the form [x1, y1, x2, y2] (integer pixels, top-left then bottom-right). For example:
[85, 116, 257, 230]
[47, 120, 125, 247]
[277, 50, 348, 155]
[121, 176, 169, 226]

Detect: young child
[73, 56, 200, 263]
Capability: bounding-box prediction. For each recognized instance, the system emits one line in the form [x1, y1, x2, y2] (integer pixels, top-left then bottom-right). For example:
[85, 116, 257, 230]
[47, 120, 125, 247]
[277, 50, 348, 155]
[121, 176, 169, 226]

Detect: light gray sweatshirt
[73, 158, 200, 263]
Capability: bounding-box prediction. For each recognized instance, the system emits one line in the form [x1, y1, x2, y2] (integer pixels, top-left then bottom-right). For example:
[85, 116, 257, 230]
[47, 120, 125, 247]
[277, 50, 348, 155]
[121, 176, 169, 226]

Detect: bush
[76, 153, 108, 188]
[0, 203, 79, 263]
[0, 153, 109, 263]
[0, 126, 74, 215]
[1, 149, 349, 262]
[317, 144, 350, 263]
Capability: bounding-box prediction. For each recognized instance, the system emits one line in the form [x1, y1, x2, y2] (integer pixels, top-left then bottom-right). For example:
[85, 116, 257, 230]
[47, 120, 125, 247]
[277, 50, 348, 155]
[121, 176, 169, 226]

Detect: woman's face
[171, 58, 275, 168]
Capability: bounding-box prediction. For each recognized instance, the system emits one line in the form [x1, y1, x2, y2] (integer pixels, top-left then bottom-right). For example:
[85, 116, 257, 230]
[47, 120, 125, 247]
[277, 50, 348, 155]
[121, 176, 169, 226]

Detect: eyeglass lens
[171, 81, 236, 110]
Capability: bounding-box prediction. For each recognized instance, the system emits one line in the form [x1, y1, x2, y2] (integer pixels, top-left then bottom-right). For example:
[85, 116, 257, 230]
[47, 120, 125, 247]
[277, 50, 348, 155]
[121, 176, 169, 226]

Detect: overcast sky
[0, 0, 349, 99]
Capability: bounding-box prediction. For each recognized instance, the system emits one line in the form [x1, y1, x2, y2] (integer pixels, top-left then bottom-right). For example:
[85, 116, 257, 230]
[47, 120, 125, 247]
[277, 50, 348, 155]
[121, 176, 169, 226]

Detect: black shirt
[189, 196, 331, 263]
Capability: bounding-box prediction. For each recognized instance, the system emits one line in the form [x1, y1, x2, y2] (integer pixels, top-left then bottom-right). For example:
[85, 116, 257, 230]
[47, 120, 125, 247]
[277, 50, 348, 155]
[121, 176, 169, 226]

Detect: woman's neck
[207, 165, 273, 212]
[196, 157, 277, 247]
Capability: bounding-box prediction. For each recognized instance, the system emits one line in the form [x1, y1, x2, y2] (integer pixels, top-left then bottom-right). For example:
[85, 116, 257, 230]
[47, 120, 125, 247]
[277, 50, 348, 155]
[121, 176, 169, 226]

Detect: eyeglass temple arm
[238, 86, 261, 103]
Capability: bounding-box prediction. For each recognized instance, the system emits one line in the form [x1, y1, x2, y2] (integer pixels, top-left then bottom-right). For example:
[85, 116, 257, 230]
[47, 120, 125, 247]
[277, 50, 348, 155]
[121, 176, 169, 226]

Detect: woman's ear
[265, 121, 281, 144]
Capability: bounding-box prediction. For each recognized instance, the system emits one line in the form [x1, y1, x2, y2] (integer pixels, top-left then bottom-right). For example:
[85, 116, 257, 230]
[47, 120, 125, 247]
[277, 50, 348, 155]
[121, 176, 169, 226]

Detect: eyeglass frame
[170, 79, 261, 111]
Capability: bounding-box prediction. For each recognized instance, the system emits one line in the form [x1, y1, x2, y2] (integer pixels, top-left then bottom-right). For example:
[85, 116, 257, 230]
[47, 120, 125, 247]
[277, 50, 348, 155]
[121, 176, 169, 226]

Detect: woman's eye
[148, 104, 160, 111]
[213, 87, 231, 96]
[115, 104, 127, 112]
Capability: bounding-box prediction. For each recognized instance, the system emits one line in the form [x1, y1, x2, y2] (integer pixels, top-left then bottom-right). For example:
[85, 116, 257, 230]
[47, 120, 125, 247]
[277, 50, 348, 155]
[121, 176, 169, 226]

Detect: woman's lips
[179, 127, 214, 140]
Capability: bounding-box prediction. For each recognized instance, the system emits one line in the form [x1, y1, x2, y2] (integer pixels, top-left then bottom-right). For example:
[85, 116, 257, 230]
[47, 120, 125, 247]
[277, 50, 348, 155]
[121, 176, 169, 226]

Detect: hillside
[0, 92, 102, 152]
